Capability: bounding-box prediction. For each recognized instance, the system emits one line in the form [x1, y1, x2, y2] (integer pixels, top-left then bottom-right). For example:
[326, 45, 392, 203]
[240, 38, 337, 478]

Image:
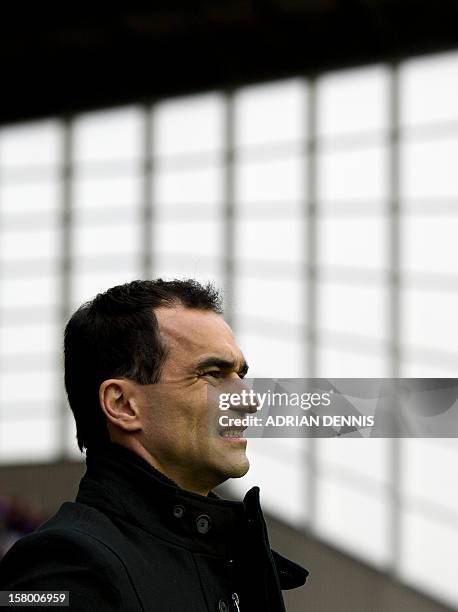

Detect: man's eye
[204, 370, 222, 378]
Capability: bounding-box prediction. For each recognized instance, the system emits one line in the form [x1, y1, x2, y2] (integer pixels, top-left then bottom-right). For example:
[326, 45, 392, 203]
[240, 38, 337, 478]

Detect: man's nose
[237, 380, 259, 414]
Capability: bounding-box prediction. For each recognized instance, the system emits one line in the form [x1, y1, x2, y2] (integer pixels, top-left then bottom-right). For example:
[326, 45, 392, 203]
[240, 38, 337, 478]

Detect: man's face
[132, 306, 254, 495]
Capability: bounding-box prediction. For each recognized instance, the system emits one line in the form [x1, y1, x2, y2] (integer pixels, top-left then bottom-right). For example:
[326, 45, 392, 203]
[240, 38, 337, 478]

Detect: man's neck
[110, 439, 213, 497]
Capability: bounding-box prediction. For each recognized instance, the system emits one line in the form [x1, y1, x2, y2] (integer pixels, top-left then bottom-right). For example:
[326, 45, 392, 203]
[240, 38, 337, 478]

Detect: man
[0, 279, 308, 611]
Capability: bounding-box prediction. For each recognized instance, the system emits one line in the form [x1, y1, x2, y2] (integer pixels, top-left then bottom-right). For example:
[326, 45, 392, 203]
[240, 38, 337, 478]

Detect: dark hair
[64, 278, 223, 452]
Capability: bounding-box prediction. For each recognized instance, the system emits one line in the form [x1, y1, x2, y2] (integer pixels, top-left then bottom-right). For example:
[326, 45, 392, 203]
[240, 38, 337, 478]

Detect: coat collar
[78, 442, 248, 557]
[76, 442, 308, 588]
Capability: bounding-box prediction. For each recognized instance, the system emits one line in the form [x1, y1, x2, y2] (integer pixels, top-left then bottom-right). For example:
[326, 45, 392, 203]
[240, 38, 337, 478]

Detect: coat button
[173, 504, 185, 518]
[196, 514, 211, 534]
[218, 599, 228, 612]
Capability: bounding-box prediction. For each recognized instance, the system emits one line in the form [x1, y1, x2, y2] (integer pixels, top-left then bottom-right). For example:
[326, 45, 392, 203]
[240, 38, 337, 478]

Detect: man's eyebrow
[196, 356, 249, 375]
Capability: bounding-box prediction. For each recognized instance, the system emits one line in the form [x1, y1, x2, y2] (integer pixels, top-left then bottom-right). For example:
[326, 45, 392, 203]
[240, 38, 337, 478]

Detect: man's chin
[230, 462, 250, 479]
[209, 437, 251, 479]
[222, 456, 250, 479]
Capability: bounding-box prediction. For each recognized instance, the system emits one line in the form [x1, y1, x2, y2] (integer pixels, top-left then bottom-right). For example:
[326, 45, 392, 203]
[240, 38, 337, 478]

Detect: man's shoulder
[0, 502, 138, 609]
[0, 501, 126, 582]
[34, 500, 118, 541]
[4, 501, 115, 556]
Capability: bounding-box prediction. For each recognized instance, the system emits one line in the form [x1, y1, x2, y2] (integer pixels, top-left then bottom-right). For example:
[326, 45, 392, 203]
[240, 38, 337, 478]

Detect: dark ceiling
[2, 0, 458, 124]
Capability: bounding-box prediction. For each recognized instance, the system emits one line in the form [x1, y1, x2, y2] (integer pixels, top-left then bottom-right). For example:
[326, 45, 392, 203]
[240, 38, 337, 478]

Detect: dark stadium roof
[2, 0, 458, 124]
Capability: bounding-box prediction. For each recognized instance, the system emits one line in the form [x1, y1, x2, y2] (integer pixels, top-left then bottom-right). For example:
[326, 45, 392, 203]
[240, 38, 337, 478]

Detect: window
[0, 50, 457, 609]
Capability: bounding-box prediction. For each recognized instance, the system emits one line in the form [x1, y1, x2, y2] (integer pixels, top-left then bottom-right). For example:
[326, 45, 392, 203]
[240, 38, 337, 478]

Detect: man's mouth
[219, 427, 247, 446]
[220, 429, 245, 438]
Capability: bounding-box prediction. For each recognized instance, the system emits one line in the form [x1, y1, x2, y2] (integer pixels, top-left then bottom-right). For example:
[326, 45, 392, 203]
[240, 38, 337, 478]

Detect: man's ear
[99, 379, 142, 433]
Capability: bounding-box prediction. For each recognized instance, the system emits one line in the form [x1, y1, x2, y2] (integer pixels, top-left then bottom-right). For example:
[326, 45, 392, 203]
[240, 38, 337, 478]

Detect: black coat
[0, 443, 308, 611]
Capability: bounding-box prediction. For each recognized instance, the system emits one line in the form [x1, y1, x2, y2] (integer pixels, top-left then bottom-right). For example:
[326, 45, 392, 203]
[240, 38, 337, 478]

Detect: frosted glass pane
[73, 224, 141, 257]
[236, 158, 303, 204]
[74, 174, 142, 210]
[318, 439, 390, 484]
[235, 79, 305, 147]
[401, 439, 458, 513]
[234, 333, 304, 377]
[401, 361, 458, 377]
[1, 211, 56, 234]
[155, 165, 223, 206]
[400, 510, 458, 608]
[318, 216, 388, 269]
[0, 370, 57, 403]
[318, 66, 388, 137]
[229, 441, 304, 526]
[71, 269, 140, 308]
[0, 276, 59, 308]
[235, 217, 303, 263]
[0, 120, 61, 167]
[317, 348, 388, 377]
[244, 438, 305, 462]
[234, 277, 304, 325]
[154, 220, 223, 257]
[318, 147, 388, 201]
[0, 418, 59, 463]
[236, 201, 302, 221]
[402, 289, 458, 353]
[74, 107, 142, 162]
[401, 51, 458, 126]
[155, 94, 224, 156]
[0, 227, 60, 262]
[318, 283, 388, 340]
[0, 182, 61, 214]
[315, 476, 390, 567]
[0, 323, 58, 355]
[402, 139, 458, 199]
[402, 216, 458, 276]
[153, 261, 223, 289]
